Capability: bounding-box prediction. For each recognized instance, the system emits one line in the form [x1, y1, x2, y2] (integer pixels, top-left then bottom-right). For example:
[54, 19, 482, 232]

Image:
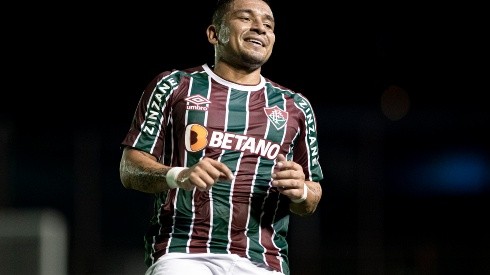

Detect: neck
[212, 61, 262, 85]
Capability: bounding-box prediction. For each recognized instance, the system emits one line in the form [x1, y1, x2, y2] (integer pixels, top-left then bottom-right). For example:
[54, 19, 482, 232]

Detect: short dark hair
[212, 0, 271, 26]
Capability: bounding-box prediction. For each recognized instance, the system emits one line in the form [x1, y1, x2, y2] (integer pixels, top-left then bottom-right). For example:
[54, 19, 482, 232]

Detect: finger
[188, 172, 216, 191]
[278, 159, 303, 173]
[277, 154, 286, 162]
[218, 172, 234, 182]
[194, 158, 234, 186]
[275, 154, 286, 169]
[278, 169, 302, 180]
[209, 159, 234, 180]
[275, 183, 297, 195]
[274, 180, 305, 200]
[185, 173, 207, 190]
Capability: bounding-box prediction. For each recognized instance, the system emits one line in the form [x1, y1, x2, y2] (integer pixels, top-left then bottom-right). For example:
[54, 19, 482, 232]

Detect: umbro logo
[184, 95, 211, 111]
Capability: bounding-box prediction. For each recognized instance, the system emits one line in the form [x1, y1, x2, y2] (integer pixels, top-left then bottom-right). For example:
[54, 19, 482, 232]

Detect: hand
[176, 157, 234, 191]
[271, 154, 306, 201]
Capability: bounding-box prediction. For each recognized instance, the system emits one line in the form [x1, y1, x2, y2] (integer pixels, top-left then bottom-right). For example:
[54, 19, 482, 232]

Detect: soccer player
[119, 0, 324, 274]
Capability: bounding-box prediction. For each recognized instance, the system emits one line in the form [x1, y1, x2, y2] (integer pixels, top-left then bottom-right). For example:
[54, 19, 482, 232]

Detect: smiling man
[119, 0, 324, 274]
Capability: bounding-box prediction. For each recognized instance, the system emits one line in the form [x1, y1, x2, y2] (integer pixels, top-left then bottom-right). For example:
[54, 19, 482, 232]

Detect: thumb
[277, 154, 286, 162]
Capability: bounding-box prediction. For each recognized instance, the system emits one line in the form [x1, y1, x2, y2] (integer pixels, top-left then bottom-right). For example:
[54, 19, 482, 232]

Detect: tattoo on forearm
[122, 156, 168, 193]
[130, 167, 166, 192]
[308, 184, 322, 203]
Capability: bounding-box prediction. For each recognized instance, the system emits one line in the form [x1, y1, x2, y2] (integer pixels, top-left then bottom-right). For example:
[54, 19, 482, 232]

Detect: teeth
[248, 39, 262, 45]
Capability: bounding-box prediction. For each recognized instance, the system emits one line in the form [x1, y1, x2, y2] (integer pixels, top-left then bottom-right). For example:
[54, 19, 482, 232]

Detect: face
[212, 0, 275, 70]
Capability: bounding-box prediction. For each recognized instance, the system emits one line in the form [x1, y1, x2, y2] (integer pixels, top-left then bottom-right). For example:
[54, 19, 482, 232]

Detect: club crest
[264, 106, 288, 130]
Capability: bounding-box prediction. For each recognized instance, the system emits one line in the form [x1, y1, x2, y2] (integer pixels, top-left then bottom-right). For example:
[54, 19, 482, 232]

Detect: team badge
[264, 106, 288, 130]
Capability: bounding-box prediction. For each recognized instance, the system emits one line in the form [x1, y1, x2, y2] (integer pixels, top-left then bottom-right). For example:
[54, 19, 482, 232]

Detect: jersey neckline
[202, 64, 266, 92]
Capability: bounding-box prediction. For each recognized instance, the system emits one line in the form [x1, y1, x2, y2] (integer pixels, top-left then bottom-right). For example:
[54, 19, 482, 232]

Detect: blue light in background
[428, 152, 487, 194]
[398, 150, 489, 196]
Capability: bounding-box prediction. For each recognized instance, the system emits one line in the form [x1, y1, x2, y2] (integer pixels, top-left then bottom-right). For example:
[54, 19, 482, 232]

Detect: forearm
[119, 147, 173, 193]
[290, 181, 322, 216]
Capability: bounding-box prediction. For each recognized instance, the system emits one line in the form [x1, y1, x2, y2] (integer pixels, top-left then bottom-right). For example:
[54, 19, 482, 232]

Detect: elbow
[119, 158, 133, 189]
[120, 171, 131, 189]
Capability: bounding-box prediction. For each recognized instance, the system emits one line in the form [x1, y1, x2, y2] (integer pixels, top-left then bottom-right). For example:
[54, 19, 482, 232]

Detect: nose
[250, 19, 267, 34]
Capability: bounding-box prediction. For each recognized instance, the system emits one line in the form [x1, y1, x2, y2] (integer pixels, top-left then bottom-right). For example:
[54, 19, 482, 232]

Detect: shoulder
[148, 65, 208, 90]
[155, 64, 207, 82]
[264, 78, 313, 107]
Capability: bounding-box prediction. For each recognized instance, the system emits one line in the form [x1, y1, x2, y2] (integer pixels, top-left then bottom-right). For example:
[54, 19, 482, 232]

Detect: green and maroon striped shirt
[121, 64, 323, 274]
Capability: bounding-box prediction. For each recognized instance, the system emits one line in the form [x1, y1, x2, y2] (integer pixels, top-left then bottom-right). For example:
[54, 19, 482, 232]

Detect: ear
[207, 25, 219, 45]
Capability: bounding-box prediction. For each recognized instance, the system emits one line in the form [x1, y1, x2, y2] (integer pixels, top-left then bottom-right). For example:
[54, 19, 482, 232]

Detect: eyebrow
[232, 9, 275, 23]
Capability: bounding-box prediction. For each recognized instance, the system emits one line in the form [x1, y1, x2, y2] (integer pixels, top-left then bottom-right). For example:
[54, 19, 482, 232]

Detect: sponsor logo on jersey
[143, 78, 177, 135]
[184, 124, 281, 159]
[184, 95, 211, 111]
[264, 106, 288, 130]
[297, 99, 320, 166]
[185, 124, 209, 152]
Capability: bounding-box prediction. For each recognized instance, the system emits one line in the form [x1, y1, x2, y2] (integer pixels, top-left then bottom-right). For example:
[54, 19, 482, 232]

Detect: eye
[262, 18, 274, 30]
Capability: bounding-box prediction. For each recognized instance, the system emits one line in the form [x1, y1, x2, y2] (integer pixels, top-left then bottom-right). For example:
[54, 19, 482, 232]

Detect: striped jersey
[121, 63, 324, 274]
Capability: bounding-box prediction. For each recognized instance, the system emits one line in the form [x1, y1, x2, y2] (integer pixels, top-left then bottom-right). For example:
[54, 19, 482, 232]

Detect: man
[119, 0, 323, 274]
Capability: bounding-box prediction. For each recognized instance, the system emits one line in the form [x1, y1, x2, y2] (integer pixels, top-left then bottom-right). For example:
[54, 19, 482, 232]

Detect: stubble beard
[217, 25, 268, 71]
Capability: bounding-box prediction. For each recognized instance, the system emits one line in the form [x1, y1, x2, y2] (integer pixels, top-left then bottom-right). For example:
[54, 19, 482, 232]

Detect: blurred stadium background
[1, 2, 488, 274]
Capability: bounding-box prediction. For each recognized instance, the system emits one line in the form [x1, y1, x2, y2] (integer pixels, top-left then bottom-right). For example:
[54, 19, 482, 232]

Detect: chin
[243, 54, 269, 66]
[242, 60, 266, 70]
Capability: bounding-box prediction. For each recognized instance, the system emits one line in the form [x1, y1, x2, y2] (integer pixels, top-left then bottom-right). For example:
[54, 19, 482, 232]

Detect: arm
[289, 180, 322, 216]
[271, 154, 323, 216]
[119, 146, 235, 193]
[119, 146, 172, 193]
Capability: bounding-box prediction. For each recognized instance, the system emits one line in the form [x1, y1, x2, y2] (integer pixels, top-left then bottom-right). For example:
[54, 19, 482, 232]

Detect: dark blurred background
[1, 2, 489, 275]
